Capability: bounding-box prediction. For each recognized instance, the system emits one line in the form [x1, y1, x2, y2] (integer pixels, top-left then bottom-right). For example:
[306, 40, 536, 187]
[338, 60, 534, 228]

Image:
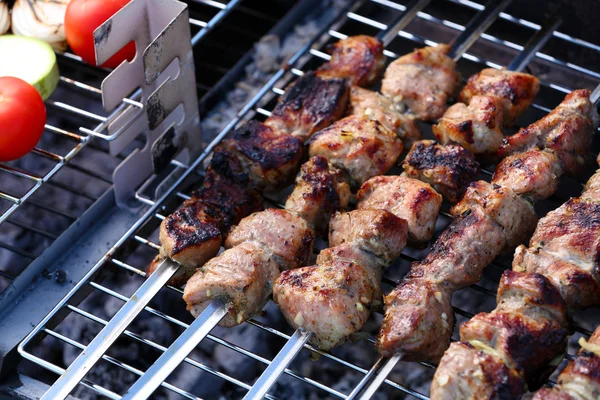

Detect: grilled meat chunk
[186, 169, 264, 235]
[328, 209, 408, 268]
[183, 241, 280, 327]
[433, 95, 504, 156]
[308, 115, 403, 188]
[275, 209, 408, 351]
[316, 35, 385, 87]
[451, 180, 537, 249]
[513, 196, 600, 308]
[158, 203, 223, 285]
[431, 271, 569, 400]
[492, 148, 563, 201]
[431, 342, 523, 400]
[532, 326, 600, 400]
[348, 86, 421, 148]
[402, 140, 480, 203]
[274, 259, 377, 351]
[153, 156, 264, 285]
[499, 89, 599, 175]
[225, 209, 315, 271]
[459, 68, 540, 127]
[381, 44, 461, 121]
[265, 71, 349, 142]
[357, 175, 442, 243]
[378, 279, 454, 362]
[217, 120, 303, 190]
[284, 156, 351, 235]
[378, 207, 507, 361]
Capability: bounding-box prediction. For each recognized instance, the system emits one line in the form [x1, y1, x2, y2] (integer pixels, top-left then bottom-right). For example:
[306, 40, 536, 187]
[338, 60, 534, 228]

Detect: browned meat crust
[402, 140, 479, 203]
[216, 120, 303, 190]
[284, 156, 351, 235]
[265, 71, 350, 142]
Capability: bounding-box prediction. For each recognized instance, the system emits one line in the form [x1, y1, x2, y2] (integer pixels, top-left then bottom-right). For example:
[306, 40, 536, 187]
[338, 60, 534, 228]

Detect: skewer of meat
[149, 34, 385, 284]
[183, 116, 404, 325]
[532, 325, 600, 400]
[377, 89, 598, 367]
[243, 4, 528, 398]
[430, 142, 600, 400]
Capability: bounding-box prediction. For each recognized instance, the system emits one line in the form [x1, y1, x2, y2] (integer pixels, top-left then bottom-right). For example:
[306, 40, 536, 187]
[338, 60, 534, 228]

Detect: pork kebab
[358, 44, 541, 204]
[148, 35, 387, 285]
[431, 150, 600, 400]
[272, 61, 547, 356]
[181, 38, 498, 333]
[378, 89, 599, 364]
[183, 114, 406, 326]
[152, 37, 473, 285]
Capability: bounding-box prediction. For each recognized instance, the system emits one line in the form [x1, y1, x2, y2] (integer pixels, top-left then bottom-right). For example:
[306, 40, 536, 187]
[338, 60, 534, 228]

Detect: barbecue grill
[1, 0, 599, 399]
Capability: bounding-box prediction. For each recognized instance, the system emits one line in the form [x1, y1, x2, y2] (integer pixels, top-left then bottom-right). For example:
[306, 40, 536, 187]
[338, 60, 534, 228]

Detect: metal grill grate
[15, 0, 600, 399]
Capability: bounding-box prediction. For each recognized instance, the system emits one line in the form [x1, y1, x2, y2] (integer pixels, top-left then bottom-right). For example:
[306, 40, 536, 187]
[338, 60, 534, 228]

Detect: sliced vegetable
[0, 1, 9, 35]
[65, 0, 135, 68]
[11, 0, 70, 51]
[0, 35, 59, 100]
[0, 77, 47, 162]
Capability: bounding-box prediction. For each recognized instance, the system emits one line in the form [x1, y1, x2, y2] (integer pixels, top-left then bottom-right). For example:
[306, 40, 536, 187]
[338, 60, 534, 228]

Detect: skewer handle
[243, 329, 312, 400]
[448, 0, 514, 61]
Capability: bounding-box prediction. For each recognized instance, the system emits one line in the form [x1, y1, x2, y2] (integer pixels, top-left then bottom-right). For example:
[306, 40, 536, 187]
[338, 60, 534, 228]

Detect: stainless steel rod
[346, 356, 386, 400]
[243, 329, 312, 400]
[122, 299, 227, 400]
[40, 258, 181, 400]
[506, 16, 562, 72]
[448, 0, 514, 61]
[377, 0, 432, 46]
[358, 354, 403, 400]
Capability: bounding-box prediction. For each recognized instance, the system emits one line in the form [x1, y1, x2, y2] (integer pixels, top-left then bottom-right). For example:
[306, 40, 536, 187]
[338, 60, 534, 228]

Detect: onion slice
[0, 1, 10, 35]
[11, 0, 70, 51]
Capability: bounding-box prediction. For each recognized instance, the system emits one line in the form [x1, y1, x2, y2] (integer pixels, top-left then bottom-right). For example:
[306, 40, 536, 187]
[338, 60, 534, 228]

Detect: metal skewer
[350, 14, 564, 400]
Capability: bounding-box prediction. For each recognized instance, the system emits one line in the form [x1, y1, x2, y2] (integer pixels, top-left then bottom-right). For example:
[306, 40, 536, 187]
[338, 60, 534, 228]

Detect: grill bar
[15, 1, 600, 399]
[447, 0, 513, 60]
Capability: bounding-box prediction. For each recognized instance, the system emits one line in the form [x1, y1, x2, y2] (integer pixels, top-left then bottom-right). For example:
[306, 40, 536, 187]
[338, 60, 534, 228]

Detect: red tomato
[64, 0, 136, 69]
[0, 77, 47, 161]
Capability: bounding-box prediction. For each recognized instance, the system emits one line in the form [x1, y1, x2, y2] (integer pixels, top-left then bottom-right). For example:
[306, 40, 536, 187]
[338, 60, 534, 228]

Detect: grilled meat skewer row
[377, 89, 598, 364]
[150, 35, 386, 284]
[184, 113, 405, 326]
[431, 154, 600, 400]
[532, 325, 600, 400]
